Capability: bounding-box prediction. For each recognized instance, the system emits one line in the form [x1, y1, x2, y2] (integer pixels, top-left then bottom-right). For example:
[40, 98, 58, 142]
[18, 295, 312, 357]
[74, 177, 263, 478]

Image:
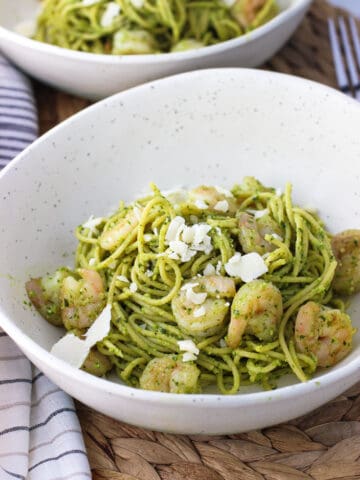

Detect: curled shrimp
[82, 348, 112, 377]
[331, 229, 360, 296]
[26, 268, 71, 326]
[139, 357, 200, 393]
[238, 212, 282, 255]
[172, 276, 236, 337]
[227, 279, 283, 348]
[188, 186, 238, 214]
[100, 206, 142, 251]
[61, 269, 105, 331]
[295, 301, 355, 368]
[231, 0, 271, 28]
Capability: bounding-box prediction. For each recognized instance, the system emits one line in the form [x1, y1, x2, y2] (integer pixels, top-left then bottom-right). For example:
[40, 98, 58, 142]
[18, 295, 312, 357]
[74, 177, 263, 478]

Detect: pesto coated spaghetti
[26, 177, 358, 394]
[32, 0, 278, 54]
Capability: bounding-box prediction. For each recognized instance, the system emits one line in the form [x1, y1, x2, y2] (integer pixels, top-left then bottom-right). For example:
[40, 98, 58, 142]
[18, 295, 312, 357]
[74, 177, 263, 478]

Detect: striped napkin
[0, 55, 91, 480]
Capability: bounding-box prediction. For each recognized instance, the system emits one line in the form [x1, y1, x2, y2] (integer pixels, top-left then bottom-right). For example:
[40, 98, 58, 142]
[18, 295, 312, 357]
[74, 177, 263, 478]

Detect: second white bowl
[0, 0, 311, 100]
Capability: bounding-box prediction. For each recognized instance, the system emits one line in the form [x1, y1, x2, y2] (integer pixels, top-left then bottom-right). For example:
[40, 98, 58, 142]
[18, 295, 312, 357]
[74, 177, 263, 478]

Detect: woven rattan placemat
[34, 1, 360, 478]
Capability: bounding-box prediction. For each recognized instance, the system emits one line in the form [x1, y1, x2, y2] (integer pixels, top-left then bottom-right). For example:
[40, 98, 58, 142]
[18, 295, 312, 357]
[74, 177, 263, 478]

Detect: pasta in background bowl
[0, 69, 360, 434]
[0, 0, 311, 99]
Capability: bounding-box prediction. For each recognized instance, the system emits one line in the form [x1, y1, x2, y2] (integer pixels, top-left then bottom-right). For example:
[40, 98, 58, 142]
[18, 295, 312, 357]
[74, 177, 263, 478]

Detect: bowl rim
[0, 67, 360, 407]
[0, 0, 312, 64]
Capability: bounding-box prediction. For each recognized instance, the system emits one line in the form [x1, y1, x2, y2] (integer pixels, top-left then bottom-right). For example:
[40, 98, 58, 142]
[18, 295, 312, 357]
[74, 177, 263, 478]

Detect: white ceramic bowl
[0, 0, 311, 100]
[1, 69, 360, 435]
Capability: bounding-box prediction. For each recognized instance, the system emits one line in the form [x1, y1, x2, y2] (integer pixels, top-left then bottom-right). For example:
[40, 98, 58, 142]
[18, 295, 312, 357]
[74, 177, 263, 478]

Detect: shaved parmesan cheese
[177, 339, 199, 355]
[215, 185, 233, 198]
[225, 252, 268, 282]
[51, 334, 89, 369]
[182, 226, 195, 244]
[117, 275, 129, 283]
[82, 215, 103, 232]
[86, 304, 112, 346]
[51, 304, 112, 368]
[214, 200, 229, 212]
[100, 2, 120, 27]
[194, 199, 208, 210]
[247, 208, 269, 219]
[182, 352, 197, 362]
[203, 263, 216, 276]
[129, 282, 138, 293]
[165, 218, 213, 262]
[193, 306, 206, 318]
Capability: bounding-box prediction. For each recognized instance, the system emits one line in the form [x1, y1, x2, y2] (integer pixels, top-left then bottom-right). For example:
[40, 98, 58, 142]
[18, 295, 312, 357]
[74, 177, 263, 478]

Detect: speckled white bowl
[0, 0, 311, 100]
[1, 69, 360, 435]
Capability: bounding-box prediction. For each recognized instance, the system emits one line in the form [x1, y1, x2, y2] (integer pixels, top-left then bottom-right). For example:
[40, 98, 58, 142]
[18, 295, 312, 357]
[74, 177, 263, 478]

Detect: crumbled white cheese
[215, 185, 234, 198]
[194, 199, 208, 210]
[82, 215, 103, 232]
[186, 287, 207, 305]
[129, 282, 138, 293]
[165, 218, 213, 262]
[203, 263, 216, 276]
[15, 20, 36, 38]
[225, 252, 268, 282]
[100, 2, 120, 27]
[181, 226, 195, 244]
[117, 275, 129, 283]
[177, 339, 199, 355]
[145, 269, 153, 277]
[181, 282, 199, 291]
[130, 0, 144, 8]
[247, 208, 269, 219]
[182, 352, 197, 362]
[214, 200, 229, 213]
[166, 216, 185, 243]
[193, 306, 206, 318]
[88, 258, 96, 266]
[51, 304, 112, 368]
[82, 0, 101, 5]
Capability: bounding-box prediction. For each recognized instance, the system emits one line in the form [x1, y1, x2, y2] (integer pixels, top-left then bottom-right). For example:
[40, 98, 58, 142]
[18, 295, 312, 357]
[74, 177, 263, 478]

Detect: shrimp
[231, 0, 269, 28]
[227, 280, 283, 348]
[139, 357, 200, 393]
[25, 268, 71, 326]
[188, 186, 238, 214]
[295, 301, 355, 367]
[331, 229, 360, 296]
[100, 206, 142, 251]
[172, 276, 236, 337]
[82, 348, 112, 377]
[238, 212, 283, 255]
[61, 269, 105, 331]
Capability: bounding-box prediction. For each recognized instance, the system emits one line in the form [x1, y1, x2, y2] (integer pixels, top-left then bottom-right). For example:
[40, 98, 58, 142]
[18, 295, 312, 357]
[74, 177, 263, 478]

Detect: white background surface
[328, 0, 360, 17]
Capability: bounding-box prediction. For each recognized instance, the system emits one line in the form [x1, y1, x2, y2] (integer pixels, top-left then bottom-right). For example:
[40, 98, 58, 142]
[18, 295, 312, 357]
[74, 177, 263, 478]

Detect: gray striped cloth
[0, 55, 91, 480]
